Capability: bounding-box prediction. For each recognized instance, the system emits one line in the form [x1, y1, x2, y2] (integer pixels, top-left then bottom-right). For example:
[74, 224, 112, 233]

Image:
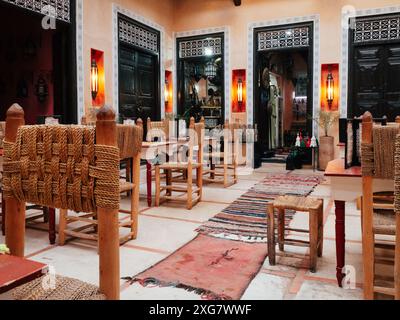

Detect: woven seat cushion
[373, 209, 396, 235]
[158, 162, 202, 169]
[273, 195, 322, 211]
[372, 191, 396, 235]
[119, 181, 135, 193]
[11, 275, 106, 300]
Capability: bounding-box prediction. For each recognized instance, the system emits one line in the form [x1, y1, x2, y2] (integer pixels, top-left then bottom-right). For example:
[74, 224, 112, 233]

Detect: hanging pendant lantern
[204, 61, 217, 80]
[35, 75, 48, 103]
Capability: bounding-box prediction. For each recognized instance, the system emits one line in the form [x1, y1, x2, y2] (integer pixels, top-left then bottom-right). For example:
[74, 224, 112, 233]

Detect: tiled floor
[0, 163, 368, 300]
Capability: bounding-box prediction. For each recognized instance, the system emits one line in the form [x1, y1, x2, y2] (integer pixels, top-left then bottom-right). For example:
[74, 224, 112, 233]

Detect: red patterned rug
[196, 173, 323, 242]
[125, 173, 323, 300]
[125, 234, 268, 300]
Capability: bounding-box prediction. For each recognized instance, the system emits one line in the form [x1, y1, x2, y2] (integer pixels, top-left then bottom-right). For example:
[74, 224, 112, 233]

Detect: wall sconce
[164, 80, 169, 104]
[326, 66, 334, 109]
[91, 59, 99, 100]
[237, 78, 243, 106]
[232, 69, 246, 113]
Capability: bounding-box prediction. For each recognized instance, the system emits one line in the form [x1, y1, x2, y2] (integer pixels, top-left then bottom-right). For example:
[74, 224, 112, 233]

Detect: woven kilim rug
[129, 173, 323, 300]
[196, 173, 323, 242]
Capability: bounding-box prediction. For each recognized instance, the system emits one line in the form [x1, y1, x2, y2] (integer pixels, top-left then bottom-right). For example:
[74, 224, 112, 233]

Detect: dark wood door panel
[119, 43, 159, 127]
[351, 43, 400, 120]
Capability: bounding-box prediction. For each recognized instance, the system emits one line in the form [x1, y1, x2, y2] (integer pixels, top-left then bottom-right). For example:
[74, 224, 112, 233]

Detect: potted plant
[314, 110, 339, 170]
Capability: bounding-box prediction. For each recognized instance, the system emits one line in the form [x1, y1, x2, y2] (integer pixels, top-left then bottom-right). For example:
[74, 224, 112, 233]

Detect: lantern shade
[204, 61, 217, 79]
[237, 78, 243, 104]
[91, 59, 99, 100]
[326, 69, 334, 108]
[320, 63, 339, 111]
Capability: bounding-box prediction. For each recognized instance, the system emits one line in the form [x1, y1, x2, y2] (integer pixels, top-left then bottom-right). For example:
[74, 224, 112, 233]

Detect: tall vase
[319, 136, 334, 171]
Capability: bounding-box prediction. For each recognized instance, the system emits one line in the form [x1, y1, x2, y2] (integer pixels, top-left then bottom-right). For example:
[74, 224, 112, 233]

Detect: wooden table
[325, 159, 393, 287]
[0, 255, 47, 294]
[141, 139, 188, 207]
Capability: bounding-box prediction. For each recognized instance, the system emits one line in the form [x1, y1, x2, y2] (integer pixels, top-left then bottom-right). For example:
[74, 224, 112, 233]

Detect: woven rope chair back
[2, 125, 120, 213]
[361, 123, 400, 179]
[146, 118, 169, 142]
[395, 135, 400, 215]
[116, 124, 143, 160]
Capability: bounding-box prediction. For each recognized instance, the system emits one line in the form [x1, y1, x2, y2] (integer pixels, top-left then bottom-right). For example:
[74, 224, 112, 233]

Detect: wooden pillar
[4, 104, 26, 257]
[361, 111, 374, 300]
[96, 106, 120, 300]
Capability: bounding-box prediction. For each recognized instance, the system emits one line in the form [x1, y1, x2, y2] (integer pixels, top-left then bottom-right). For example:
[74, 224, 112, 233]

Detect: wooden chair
[361, 112, 400, 300]
[58, 122, 143, 245]
[203, 121, 238, 188]
[155, 117, 204, 210]
[267, 195, 324, 273]
[3, 104, 121, 299]
[146, 118, 169, 142]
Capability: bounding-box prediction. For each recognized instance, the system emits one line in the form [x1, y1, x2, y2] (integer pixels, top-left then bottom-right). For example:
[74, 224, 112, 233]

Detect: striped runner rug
[196, 173, 323, 243]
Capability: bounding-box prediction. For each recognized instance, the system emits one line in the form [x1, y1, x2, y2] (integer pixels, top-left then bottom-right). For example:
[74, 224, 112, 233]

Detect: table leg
[48, 208, 56, 245]
[146, 161, 152, 207]
[335, 200, 346, 287]
[1, 191, 5, 236]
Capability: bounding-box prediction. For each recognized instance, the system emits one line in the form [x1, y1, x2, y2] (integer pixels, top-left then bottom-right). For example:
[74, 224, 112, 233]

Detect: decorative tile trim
[119, 18, 159, 53]
[258, 26, 310, 51]
[174, 26, 231, 121]
[76, 0, 84, 123]
[341, 5, 400, 118]
[354, 15, 400, 44]
[178, 36, 222, 58]
[3, 0, 70, 22]
[248, 15, 320, 135]
[112, 3, 166, 117]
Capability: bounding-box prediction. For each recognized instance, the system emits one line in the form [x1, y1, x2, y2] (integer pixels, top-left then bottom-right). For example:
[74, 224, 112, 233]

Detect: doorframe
[247, 15, 320, 136]
[112, 3, 166, 118]
[253, 23, 314, 152]
[340, 4, 400, 118]
[174, 26, 231, 121]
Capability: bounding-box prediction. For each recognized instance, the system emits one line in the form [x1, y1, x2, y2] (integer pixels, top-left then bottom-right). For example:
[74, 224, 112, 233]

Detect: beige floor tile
[295, 280, 363, 300]
[242, 273, 292, 300]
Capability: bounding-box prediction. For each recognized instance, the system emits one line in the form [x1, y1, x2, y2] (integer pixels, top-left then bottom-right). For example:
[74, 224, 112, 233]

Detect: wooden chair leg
[223, 163, 228, 188]
[48, 208, 56, 245]
[132, 154, 141, 240]
[155, 165, 160, 207]
[318, 203, 324, 258]
[197, 166, 203, 201]
[166, 169, 172, 197]
[309, 209, 319, 273]
[278, 208, 285, 252]
[187, 167, 193, 210]
[233, 160, 238, 184]
[126, 158, 132, 196]
[395, 214, 400, 300]
[58, 209, 67, 246]
[267, 203, 276, 266]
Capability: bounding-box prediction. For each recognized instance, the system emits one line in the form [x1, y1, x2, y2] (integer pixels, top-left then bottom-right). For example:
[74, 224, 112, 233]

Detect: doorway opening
[176, 33, 225, 129]
[254, 23, 313, 165]
[118, 13, 161, 133]
[0, 1, 77, 124]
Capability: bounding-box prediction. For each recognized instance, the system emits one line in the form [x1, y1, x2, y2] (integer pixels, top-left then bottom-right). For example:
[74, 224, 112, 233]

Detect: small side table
[0, 255, 48, 295]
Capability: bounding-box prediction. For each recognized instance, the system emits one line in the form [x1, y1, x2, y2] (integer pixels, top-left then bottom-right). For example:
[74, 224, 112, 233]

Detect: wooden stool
[267, 195, 324, 273]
